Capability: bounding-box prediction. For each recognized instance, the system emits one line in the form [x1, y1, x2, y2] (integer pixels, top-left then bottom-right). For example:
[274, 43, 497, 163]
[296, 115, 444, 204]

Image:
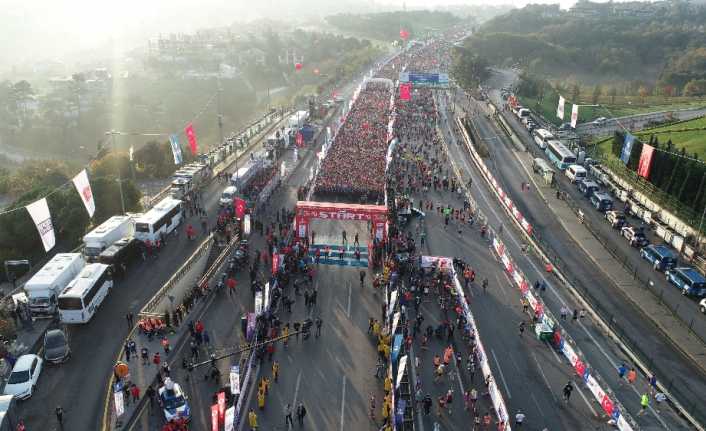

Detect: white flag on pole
[129, 145, 134, 162]
[114, 390, 125, 417]
[72, 169, 95, 217]
[224, 406, 235, 431]
[396, 355, 408, 389]
[556, 96, 565, 120]
[570, 104, 579, 128]
[25, 198, 55, 252]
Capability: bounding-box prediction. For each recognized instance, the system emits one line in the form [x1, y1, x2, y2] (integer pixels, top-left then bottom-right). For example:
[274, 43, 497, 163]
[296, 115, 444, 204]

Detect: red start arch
[294, 201, 388, 242]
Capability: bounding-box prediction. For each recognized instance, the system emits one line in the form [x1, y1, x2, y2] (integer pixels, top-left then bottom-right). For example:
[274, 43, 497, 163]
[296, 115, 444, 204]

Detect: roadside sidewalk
[513, 146, 706, 376]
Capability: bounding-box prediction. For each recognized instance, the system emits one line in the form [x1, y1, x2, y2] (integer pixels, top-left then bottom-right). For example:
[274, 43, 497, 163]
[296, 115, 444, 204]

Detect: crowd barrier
[452, 112, 637, 431]
[455, 116, 533, 236]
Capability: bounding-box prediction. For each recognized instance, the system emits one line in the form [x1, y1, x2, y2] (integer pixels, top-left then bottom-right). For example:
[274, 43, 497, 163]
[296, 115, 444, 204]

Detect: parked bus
[545, 139, 577, 170]
[58, 263, 113, 324]
[532, 129, 554, 150]
[134, 197, 183, 242]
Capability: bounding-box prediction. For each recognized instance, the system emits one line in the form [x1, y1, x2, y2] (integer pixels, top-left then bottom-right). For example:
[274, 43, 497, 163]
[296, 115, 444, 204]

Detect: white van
[565, 164, 587, 183]
[220, 186, 237, 207]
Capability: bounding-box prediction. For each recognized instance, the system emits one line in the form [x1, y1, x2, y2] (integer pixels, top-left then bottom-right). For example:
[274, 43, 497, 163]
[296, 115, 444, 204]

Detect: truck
[23, 253, 85, 317]
[170, 163, 210, 199]
[288, 110, 309, 129]
[83, 215, 134, 260]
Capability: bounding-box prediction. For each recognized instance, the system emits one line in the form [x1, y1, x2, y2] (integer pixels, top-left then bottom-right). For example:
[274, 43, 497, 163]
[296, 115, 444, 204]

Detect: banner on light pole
[556, 96, 565, 120]
[26, 198, 55, 252]
[570, 104, 579, 128]
[230, 365, 240, 395]
[72, 169, 95, 218]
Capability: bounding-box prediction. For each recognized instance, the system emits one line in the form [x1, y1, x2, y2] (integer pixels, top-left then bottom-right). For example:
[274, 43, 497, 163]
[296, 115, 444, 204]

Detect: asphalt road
[438, 88, 693, 429]
[13, 116, 293, 430]
[123, 56, 395, 430]
[394, 119, 595, 430]
[481, 70, 706, 423]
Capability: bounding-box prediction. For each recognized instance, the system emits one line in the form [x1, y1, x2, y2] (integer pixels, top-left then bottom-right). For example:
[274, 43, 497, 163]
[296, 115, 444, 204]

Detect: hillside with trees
[325, 11, 462, 41]
[465, 2, 706, 94]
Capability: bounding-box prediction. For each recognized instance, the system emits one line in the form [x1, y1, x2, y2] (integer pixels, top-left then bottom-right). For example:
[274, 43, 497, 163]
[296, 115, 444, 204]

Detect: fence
[555, 187, 706, 345]
[138, 234, 214, 317]
[476, 106, 706, 428]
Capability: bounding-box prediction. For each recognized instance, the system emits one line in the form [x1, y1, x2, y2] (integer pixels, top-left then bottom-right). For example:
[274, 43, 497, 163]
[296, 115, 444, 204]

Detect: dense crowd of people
[314, 82, 392, 202]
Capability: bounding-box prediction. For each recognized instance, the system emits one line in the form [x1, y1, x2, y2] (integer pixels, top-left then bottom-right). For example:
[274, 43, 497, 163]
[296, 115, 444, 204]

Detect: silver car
[43, 329, 70, 364]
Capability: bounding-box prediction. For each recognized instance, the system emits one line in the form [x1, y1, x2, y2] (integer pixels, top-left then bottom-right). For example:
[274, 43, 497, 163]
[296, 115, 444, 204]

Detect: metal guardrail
[138, 233, 214, 317]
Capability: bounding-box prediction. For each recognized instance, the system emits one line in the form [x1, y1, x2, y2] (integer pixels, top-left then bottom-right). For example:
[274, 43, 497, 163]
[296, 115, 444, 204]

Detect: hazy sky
[0, 0, 642, 69]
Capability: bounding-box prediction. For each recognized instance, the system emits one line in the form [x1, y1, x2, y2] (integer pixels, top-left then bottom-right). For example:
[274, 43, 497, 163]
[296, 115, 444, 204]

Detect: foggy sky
[0, 0, 649, 71]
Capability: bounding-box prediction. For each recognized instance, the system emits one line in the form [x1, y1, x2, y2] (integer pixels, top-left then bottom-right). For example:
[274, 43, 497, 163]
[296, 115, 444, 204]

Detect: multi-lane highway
[438, 85, 695, 429]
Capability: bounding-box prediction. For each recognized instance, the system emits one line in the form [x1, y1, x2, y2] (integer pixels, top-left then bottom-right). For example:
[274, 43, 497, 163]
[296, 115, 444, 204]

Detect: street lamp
[105, 130, 126, 214]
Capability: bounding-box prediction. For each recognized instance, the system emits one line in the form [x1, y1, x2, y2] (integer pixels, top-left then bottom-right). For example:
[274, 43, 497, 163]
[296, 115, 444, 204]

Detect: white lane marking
[450, 128, 673, 425]
[339, 376, 347, 431]
[574, 381, 599, 417]
[237, 362, 262, 431]
[530, 351, 557, 403]
[346, 281, 352, 318]
[288, 371, 303, 431]
[408, 343, 426, 431]
[545, 340, 563, 364]
[531, 392, 546, 417]
[491, 349, 512, 399]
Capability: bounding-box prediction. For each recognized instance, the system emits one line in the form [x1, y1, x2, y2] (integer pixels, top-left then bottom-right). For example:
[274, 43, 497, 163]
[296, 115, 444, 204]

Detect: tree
[592, 84, 602, 105]
[451, 47, 491, 91]
[683, 79, 706, 96]
[570, 83, 580, 102]
[638, 85, 649, 104]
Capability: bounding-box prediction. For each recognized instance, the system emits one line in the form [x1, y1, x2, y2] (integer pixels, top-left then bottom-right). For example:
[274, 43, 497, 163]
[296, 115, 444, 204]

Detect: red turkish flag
[234, 198, 246, 218]
[601, 394, 614, 417]
[217, 391, 226, 423]
[185, 123, 198, 155]
[211, 404, 219, 431]
[400, 83, 411, 101]
[400, 29, 409, 40]
[637, 144, 654, 179]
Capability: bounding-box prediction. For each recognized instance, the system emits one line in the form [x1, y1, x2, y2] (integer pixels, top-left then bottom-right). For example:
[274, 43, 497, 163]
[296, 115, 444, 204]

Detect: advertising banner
[557, 96, 565, 120]
[211, 404, 219, 431]
[230, 365, 240, 395]
[169, 134, 183, 165]
[621, 133, 635, 164]
[637, 144, 654, 178]
[72, 169, 95, 217]
[25, 198, 55, 252]
[396, 355, 408, 389]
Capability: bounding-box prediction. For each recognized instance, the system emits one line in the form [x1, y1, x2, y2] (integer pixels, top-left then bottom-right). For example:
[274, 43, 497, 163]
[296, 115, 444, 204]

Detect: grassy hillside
[468, 3, 706, 90]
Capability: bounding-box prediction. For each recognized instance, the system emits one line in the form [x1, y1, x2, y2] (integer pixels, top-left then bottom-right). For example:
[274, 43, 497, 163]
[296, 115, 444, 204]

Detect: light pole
[105, 130, 126, 214]
[104, 129, 170, 213]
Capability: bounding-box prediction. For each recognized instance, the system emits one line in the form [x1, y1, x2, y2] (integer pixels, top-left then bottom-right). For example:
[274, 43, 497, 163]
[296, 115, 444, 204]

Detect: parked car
[3, 354, 43, 400]
[700, 298, 706, 313]
[577, 180, 600, 197]
[590, 192, 613, 212]
[640, 244, 677, 272]
[621, 226, 649, 247]
[666, 267, 706, 297]
[43, 328, 70, 364]
[592, 117, 608, 125]
[159, 378, 191, 422]
[605, 210, 626, 228]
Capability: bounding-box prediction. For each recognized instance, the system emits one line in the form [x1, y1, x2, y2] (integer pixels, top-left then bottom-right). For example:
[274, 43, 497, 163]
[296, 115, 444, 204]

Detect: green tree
[592, 84, 602, 105]
[571, 83, 580, 102]
[451, 47, 491, 91]
[608, 87, 618, 104]
[683, 79, 706, 96]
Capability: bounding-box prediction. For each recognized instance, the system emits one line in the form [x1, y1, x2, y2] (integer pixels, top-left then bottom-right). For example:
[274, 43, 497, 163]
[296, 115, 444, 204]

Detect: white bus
[545, 139, 577, 170]
[58, 263, 113, 323]
[532, 128, 554, 150]
[134, 197, 183, 242]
